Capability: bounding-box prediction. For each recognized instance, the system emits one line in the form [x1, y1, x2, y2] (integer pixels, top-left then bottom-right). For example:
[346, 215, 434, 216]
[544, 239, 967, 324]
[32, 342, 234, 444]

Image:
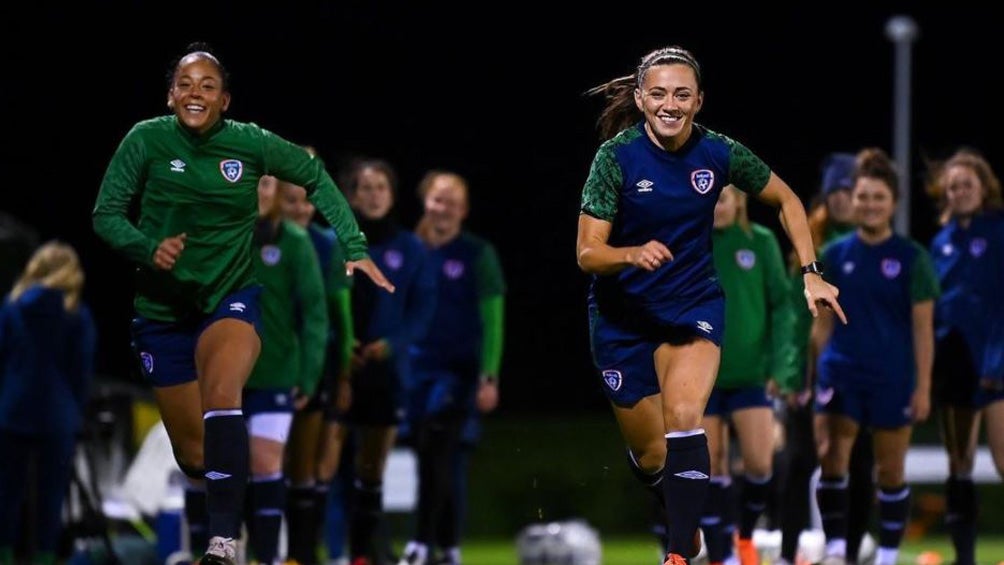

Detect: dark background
[2, 2, 999, 415]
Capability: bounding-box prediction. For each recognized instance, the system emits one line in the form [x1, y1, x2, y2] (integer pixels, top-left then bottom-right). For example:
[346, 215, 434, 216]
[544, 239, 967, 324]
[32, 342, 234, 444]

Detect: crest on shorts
[261, 245, 282, 266]
[602, 369, 623, 391]
[384, 249, 404, 270]
[815, 386, 834, 406]
[970, 237, 988, 258]
[219, 159, 244, 183]
[140, 352, 154, 375]
[690, 169, 715, 195]
[881, 258, 901, 279]
[735, 249, 756, 270]
[443, 259, 465, 280]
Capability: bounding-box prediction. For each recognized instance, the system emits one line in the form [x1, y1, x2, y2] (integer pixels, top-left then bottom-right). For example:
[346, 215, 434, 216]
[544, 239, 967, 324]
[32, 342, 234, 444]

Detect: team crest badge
[735, 249, 756, 270]
[140, 352, 154, 375]
[220, 159, 244, 183]
[384, 249, 404, 270]
[815, 386, 834, 406]
[690, 169, 715, 195]
[261, 245, 282, 266]
[443, 259, 465, 280]
[881, 258, 902, 279]
[602, 370, 623, 391]
[941, 243, 954, 256]
[970, 237, 987, 258]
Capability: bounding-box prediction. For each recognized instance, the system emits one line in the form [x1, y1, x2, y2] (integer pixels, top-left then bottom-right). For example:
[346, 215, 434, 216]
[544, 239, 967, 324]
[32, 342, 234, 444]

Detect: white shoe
[202, 536, 237, 565]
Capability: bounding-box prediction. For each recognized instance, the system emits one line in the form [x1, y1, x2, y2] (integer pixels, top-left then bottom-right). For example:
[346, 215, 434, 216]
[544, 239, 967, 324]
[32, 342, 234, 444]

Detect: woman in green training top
[696, 185, 797, 565]
[91, 42, 392, 565]
[241, 173, 328, 564]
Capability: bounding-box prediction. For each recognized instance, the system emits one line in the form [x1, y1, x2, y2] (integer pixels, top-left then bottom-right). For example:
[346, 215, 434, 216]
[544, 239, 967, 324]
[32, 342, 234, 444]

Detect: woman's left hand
[803, 274, 847, 324]
[477, 379, 499, 413]
[347, 258, 395, 293]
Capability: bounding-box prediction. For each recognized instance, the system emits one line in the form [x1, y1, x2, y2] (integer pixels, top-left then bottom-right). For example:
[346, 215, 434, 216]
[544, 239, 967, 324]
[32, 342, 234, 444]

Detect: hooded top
[0, 286, 96, 435]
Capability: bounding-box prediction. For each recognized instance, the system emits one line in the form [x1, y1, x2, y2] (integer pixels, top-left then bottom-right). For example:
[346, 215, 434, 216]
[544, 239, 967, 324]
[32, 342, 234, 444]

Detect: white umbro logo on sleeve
[636, 179, 654, 192]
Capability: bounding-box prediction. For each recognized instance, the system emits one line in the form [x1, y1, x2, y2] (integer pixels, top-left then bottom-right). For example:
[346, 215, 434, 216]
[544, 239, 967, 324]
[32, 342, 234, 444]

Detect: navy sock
[662, 431, 710, 556]
[739, 474, 771, 539]
[204, 410, 249, 540]
[701, 476, 728, 562]
[625, 447, 667, 553]
[816, 475, 849, 546]
[350, 479, 383, 560]
[946, 476, 976, 565]
[184, 486, 208, 554]
[287, 484, 317, 564]
[249, 475, 285, 564]
[877, 484, 910, 551]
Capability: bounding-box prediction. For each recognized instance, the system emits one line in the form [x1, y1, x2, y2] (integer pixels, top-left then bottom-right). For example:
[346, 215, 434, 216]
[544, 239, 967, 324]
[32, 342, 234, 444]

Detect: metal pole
[885, 15, 919, 235]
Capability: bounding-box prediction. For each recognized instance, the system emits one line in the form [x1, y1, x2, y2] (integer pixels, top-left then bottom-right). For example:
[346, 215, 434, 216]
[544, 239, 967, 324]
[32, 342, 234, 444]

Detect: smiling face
[943, 164, 985, 218]
[350, 166, 394, 220]
[422, 174, 468, 234]
[168, 54, 230, 134]
[279, 182, 315, 228]
[634, 63, 703, 150]
[852, 176, 896, 233]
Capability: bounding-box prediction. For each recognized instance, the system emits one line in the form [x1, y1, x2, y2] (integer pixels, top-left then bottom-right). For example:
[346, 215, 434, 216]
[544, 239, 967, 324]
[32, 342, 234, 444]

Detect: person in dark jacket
[0, 241, 96, 565]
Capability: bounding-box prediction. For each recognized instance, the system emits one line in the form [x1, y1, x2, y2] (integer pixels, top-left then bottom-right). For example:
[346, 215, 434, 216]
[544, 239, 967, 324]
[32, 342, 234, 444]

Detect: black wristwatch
[800, 261, 825, 276]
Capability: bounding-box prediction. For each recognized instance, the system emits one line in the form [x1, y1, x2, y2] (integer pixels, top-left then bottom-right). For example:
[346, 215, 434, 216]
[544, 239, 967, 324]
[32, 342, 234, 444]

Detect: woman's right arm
[92, 128, 158, 266]
[576, 215, 672, 275]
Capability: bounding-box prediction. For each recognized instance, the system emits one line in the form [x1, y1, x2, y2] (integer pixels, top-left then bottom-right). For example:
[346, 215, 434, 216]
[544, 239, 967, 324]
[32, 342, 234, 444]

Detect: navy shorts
[339, 358, 405, 426]
[704, 385, 772, 417]
[814, 378, 913, 429]
[130, 285, 263, 388]
[589, 298, 725, 408]
[243, 387, 295, 417]
[933, 329, 1004, 410]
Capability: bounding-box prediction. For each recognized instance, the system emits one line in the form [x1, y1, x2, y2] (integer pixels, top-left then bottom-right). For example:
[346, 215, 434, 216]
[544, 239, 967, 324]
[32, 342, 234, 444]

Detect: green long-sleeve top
[92, 116, 367, 322]
[246, 219, 328, 395]
[712, 223, 798, 390]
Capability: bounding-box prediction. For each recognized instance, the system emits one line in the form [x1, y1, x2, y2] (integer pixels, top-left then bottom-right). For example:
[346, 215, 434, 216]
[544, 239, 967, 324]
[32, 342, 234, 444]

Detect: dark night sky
[2, 2, 999, 414]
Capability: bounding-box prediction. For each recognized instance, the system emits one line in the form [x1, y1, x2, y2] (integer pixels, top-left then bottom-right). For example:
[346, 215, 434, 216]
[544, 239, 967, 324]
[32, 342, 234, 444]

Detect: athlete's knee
[875, 461, 905, 487]
[664, 402, 704, 431]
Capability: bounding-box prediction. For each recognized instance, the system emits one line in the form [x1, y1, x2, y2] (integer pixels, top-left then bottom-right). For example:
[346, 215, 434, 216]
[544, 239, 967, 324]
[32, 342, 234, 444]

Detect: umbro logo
[696, 321, 713, 333]
[636, 179, 654, 192]
[170, 159, 186, 172]
[229, 302, 246, 313]
[205, 471, 232, 481]
[674, 470, 710, 480]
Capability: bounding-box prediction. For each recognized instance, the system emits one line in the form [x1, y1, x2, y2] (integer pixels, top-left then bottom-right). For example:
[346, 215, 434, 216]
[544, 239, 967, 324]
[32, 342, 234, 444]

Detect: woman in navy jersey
[926, 148, 1004, 565]
[0, 242, 94, 565]
[811, 147, 940, 565]
[576, 45, 844, 565]
[328, 158, 437, 565]
[397, 170, 505, 565]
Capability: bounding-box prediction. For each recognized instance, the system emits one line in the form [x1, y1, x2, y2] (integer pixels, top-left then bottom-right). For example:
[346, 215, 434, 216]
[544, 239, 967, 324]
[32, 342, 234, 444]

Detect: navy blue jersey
[308, 222, 338, 281]
[411, 232, 505, 371]
[580, 123, 771, 322]
[351, 226, 437, 366]
[0, 286, 96, 435]
[930, 211, 1004, 381]
[818, 233, 940, 385]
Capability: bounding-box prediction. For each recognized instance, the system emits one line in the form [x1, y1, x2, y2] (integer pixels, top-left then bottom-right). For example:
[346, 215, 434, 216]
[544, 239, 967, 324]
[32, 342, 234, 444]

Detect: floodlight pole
[885, 15, 919, 235]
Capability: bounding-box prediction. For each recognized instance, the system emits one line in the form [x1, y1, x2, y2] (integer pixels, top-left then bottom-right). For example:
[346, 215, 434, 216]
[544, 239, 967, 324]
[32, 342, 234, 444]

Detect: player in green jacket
[242, 174, 328, 564]
[700, 185, 797, 565]
[91, 43, 392, 565]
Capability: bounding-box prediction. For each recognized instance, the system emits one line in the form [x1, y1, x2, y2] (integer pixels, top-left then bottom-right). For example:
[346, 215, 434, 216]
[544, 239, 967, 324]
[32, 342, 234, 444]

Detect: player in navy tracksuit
[577, 46, 844, 565]
[327, 158, 437, 565]
[926, 148, 1004, 565]
[812, 148, 940, 565]
[398, 170, 505, 565]
[0, 242, 96, 565]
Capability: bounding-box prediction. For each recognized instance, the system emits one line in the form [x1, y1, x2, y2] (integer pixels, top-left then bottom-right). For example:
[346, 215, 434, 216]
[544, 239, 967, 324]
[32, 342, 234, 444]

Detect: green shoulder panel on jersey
[704, 128, 771, 195]
[580, 127, 642, 222]
[465, 232, 506, 297]
[909, 239, 942, 303]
